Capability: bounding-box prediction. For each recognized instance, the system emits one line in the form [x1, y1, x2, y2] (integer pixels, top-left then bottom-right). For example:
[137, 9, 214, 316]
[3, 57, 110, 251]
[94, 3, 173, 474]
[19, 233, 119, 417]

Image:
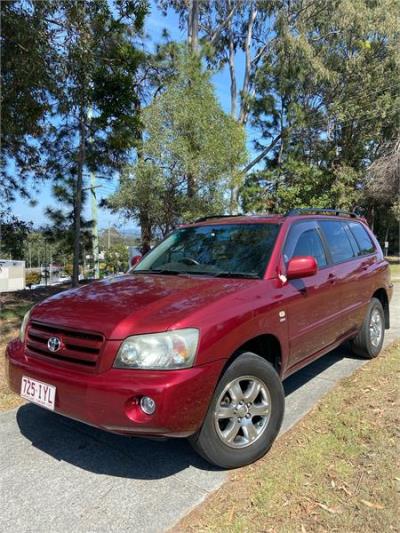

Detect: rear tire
[350, 297, 385, 359]
[190, 352, 284, 469]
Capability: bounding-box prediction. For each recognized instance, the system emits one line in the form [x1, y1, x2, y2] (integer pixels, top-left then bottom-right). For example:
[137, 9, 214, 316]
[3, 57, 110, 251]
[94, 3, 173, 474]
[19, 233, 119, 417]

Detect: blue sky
[11, 2, 252, 232]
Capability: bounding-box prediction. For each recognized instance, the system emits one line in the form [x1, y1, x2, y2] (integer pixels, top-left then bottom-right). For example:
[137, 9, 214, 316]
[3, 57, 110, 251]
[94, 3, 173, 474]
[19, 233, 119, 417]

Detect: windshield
[133, 223, 280, 279]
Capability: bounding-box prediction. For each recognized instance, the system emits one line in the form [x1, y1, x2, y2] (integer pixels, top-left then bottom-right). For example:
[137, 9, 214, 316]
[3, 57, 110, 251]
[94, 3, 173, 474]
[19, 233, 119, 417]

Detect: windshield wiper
[214, 272, 260, 279]
[129, 268, 182, 275]
[131, 269, 259, 279]
[151, 268, 187, 275]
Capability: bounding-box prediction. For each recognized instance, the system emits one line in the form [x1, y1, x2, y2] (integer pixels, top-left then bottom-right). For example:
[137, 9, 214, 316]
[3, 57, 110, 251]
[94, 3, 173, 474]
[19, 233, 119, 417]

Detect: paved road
[1, 286, 399, 532]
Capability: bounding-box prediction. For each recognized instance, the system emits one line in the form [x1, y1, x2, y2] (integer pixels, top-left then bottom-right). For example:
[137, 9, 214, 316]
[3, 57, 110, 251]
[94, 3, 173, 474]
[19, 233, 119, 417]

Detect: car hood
[31, 274, 254, 339]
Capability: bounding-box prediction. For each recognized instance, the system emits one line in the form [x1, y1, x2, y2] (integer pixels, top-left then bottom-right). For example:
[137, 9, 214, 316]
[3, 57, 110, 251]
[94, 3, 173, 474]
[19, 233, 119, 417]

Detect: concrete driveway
[1, 286, 399, 532]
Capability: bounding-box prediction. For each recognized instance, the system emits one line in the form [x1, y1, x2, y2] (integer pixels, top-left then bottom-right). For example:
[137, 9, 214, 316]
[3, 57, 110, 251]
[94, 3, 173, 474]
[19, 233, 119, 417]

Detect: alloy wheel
[214, 375, 271, 449]
[369, 308, 383, 348]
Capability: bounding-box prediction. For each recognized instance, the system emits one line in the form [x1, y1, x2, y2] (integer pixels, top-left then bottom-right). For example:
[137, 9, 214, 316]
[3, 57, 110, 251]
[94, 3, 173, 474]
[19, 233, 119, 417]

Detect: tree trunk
[187, 1, 192, 46]
[228, 2, 237, 119]
[139, 211, 152, 255]
[72, 111, 85, 287]
[370, 204, 375, 231]
[228, 7, 240, 214]
[230, 1, 256, 211]
[238, 2, 257, 125]
[187, 173, 195, 198]
[189, 0, 199, 53]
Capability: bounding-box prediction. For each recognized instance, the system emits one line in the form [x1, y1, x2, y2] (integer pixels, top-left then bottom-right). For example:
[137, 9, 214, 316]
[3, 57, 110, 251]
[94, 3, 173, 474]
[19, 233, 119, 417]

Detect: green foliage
[110, 160, 166, 232]
[242, 0, 400, 232]
[110, 49, 247, 238]
[1, 0, 54, 205]
[22, 231, 69, 268]
[29, 0, 148, 284]
[0, 214, 32, 260]
[64, 263, 74, 277]
[103, 243, 129, 274]
[4, 0, 400, 260]
[43, 180, 94, 268]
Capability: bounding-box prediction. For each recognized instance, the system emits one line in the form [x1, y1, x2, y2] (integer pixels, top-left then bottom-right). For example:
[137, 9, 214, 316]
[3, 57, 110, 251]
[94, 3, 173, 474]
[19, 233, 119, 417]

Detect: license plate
[20, 376, 56, 411]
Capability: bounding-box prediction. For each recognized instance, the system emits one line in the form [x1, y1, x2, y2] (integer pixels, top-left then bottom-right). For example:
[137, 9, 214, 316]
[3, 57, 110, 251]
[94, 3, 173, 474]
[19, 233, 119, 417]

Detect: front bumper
[6, 339, 225, 438]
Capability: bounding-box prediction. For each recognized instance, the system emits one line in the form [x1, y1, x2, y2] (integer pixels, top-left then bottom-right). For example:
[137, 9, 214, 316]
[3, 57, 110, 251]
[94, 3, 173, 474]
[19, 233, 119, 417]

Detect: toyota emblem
[48, 337, 61, 352]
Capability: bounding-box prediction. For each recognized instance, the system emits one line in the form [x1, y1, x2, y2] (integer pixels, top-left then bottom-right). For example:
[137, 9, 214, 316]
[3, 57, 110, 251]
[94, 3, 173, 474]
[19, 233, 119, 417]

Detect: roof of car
[184, 210, 365, 227]
[187, 215, 284, 226]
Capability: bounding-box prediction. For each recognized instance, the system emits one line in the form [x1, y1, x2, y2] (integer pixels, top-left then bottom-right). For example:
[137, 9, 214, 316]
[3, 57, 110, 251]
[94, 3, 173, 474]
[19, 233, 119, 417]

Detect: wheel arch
[224, 333, 283, 377]
[372, 288, 390, 329]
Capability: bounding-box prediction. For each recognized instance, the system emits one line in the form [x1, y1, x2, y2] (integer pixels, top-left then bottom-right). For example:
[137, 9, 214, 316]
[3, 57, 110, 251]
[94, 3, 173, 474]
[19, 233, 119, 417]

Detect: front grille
[26, 320, 104, 369]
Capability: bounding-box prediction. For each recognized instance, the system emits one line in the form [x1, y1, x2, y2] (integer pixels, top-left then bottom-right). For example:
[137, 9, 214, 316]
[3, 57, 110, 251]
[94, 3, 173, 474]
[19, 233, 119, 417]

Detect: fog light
[140, 396, 156, 415]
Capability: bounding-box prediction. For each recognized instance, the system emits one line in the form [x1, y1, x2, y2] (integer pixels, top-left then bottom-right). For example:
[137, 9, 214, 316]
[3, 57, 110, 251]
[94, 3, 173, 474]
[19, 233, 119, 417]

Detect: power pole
[90, 170, 100, 279]
[88, 107, 100, 279]
[44, 240, 48, 287]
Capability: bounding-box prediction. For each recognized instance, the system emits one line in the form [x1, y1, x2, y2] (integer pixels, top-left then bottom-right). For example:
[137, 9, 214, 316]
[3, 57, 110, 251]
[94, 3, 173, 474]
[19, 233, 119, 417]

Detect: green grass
[178, 343, 400, 532]
[0, 304, 32, 321]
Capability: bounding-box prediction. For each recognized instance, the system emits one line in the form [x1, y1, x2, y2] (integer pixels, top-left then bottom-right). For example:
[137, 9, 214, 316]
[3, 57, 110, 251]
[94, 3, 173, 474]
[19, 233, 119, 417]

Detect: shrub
[26, 271, 41, 287]
[64, 263, 73, 276]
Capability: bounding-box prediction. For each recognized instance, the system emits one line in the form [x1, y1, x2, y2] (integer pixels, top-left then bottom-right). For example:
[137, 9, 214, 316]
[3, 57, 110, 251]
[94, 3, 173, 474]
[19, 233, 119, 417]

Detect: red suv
[6, 209, 392, 468]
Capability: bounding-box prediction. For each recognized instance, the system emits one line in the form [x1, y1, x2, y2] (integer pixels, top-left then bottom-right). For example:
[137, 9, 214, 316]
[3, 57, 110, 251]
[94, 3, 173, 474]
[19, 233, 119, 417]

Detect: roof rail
[194, 214, 244, 223]
[285, 208, 359, 219]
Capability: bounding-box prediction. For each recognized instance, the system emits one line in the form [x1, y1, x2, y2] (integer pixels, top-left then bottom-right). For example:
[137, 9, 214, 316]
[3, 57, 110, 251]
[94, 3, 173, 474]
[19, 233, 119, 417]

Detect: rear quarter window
[319, 220, 355, 264]
[348, 222, 376, 255]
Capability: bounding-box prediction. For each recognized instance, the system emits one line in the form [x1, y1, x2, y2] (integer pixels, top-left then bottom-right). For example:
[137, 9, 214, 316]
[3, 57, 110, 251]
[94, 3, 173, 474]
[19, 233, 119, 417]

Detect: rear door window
[348, 222, 375, 255]
[319, 220, 355, 264]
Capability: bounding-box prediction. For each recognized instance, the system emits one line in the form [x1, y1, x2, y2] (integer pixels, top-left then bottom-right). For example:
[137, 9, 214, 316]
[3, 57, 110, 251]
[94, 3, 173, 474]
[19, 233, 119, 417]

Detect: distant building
[0, 260, 26, 292]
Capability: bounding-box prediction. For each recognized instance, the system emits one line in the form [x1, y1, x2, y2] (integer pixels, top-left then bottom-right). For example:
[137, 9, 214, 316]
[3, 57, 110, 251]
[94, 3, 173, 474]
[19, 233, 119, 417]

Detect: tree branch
[242, 134, 282, 174]
[252, 42, 268, 66]
[209, 3, 238, 45]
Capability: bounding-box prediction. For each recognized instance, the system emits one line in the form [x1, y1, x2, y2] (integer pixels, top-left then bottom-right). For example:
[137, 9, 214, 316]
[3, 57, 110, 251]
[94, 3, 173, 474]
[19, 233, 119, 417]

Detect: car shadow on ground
[283, 342, 363, 396]
[16, 343, 362, 480]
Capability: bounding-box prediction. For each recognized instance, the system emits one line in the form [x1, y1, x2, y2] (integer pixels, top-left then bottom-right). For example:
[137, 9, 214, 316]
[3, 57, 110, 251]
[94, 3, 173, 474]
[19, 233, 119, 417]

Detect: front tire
[350, 297, 385, 359]
[190, 352, 284, 469]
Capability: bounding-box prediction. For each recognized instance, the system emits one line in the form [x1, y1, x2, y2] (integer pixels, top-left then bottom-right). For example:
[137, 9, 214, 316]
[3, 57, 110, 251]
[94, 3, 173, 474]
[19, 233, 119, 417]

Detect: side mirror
[287, 256, 318, 280]
[130, 254, 142, 267]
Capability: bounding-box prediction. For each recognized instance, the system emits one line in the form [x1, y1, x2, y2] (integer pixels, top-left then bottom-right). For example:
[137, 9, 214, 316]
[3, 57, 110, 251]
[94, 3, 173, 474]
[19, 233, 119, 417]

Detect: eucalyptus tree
[157, 0, 277, 208]
[159, 0, 399, 219]
[158, 1, 270, 128]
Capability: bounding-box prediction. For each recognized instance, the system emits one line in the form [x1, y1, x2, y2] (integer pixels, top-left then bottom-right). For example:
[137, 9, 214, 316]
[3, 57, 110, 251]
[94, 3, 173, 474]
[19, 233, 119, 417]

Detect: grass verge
[390, 263, 400, 278]
[0, 285, 69, 411]
[177, 342, 400, 532]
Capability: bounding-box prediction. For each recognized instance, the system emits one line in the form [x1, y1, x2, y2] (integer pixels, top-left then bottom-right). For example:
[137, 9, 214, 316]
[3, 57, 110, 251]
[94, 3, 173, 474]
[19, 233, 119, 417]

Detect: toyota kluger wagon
[6, 209, 392, 468]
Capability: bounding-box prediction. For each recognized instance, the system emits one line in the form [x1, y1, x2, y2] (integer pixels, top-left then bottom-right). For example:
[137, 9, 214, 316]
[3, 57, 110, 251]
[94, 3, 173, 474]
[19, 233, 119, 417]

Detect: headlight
[19, 309, 32, 342]
[114, 329, 199, 370]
